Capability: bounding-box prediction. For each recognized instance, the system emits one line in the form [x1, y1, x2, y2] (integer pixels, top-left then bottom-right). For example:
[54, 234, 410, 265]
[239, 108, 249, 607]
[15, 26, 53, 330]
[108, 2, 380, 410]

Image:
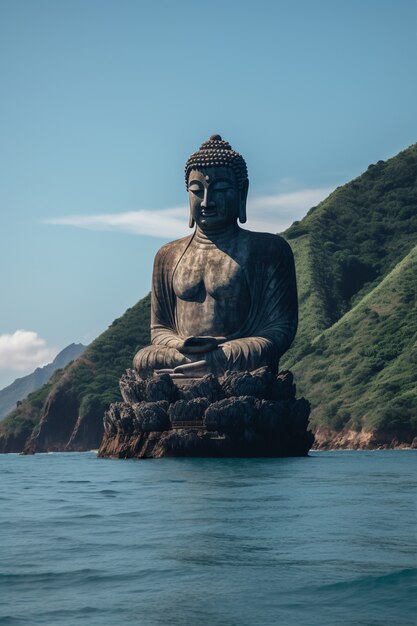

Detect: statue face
[188, 167, 244, 230]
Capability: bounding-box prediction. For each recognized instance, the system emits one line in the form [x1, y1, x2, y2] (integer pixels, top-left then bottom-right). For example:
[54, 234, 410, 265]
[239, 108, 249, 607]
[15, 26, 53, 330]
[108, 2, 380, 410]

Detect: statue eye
[212, 181, 232, 191]
[189, 183, 203, 194]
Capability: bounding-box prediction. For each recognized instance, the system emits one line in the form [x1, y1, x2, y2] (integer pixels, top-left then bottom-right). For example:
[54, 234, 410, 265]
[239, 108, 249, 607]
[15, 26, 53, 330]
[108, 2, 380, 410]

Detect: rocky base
[98, 367, 314, 459]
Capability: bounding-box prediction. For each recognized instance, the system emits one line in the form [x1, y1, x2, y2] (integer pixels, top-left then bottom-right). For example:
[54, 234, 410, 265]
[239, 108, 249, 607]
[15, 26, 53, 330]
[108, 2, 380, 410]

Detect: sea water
[0, 451, 416, 626]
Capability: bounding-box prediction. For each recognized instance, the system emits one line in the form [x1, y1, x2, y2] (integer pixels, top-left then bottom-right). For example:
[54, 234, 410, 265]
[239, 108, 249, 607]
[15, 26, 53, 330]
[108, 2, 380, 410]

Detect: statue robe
[135, 229, 298, 376]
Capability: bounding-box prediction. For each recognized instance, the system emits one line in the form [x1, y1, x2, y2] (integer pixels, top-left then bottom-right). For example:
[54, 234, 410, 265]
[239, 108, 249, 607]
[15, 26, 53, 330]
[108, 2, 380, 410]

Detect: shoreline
[312, 427, 417, 451]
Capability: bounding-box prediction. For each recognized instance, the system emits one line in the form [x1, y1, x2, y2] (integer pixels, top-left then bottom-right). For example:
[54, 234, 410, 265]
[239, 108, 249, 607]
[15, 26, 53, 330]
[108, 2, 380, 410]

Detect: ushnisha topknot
[185, 134, 248, 190]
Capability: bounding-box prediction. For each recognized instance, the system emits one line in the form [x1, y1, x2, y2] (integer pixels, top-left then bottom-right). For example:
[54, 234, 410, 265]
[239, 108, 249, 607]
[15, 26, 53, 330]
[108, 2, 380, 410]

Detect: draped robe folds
[133, 229, 298, 377]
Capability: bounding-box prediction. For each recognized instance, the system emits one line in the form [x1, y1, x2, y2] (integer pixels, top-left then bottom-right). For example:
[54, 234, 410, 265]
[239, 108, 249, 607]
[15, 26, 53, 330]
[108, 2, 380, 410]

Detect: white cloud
[44, 187, 333, 238]
[0, 331, 57, 371]
[45, 207, 189, 239]
[247, 187, 333, 232]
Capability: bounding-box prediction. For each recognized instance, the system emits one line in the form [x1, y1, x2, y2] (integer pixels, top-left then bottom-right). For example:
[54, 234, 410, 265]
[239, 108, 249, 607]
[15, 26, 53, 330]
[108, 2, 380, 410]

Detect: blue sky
[0, 0, 416, 388]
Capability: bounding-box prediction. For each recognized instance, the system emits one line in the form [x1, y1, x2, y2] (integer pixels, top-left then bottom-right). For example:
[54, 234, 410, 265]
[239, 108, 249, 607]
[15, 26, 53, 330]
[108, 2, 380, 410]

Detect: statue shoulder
[242, 229, 294, 261]
[154, 235, 193, 265]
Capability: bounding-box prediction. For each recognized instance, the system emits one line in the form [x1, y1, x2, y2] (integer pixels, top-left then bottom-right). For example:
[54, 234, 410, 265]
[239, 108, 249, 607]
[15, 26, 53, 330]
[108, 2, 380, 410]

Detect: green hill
[280, 143, 417, 446]
[291, 246, 417, 446]
[0, 343, 86, 421]
[282, 142, 417, 368]
[0, 143, 416, 452]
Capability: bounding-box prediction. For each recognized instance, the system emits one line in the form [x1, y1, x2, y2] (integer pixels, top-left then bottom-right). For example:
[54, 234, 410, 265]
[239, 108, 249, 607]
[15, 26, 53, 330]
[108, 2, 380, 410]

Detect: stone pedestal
[98, 367, 314, 458]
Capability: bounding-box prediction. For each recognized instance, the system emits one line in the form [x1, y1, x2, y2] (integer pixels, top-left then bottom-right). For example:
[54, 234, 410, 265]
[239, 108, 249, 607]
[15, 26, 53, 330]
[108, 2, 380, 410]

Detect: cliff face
[1, 143, 416, 453]
[313, 428, 417, 450]
[24, 377, 80, 452]
[0, 423, 33, 453]
[0, 343, 86, 421]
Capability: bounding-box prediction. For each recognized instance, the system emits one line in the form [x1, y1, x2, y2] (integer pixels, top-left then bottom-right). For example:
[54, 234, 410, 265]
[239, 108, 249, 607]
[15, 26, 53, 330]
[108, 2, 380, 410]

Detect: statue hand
[173, 359, 209, 377]
[178, 336, 226, 354]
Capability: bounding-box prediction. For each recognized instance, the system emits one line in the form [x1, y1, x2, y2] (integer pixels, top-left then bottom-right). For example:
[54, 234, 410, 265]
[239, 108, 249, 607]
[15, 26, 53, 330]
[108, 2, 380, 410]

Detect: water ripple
[0, 451, 416, 626]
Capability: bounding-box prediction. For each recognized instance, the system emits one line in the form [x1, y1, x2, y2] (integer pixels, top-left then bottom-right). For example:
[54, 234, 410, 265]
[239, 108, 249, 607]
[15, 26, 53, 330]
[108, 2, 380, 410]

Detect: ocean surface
[0, 451, 416, 626]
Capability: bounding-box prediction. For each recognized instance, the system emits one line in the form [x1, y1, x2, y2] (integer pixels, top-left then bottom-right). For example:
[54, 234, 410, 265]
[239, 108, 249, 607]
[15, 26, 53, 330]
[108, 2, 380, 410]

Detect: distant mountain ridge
[0, 142, 416, 452]
[0, 343, 86, 421]
[0, 299, 150, 452]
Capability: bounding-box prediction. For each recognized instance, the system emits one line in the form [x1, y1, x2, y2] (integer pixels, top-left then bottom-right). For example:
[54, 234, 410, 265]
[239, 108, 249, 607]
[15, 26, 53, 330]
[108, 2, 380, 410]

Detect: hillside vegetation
[283, 143, 417, 367]
[0, 143, 416, 452]
[0, 296, 150, 452]
[280, 143, 417, 445]
[0, 343, 85, 421]
[292, 246, 416, 437]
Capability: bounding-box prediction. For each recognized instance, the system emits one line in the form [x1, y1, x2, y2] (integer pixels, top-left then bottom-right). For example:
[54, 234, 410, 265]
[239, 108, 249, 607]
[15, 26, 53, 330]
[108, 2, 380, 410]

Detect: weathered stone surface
[151, 430, 212, 457]
[104, 402, 136, 435]
[168, 398, 209, 423]
[132, 401, 170, 432]
[257, 399, 289, 434]
[311, 427, 417, 450]
[205, 396, 257, 433]
[221, 367, 272, 398]
[98, 368, 314, 459]
[291, 398, 311, 431]
[265, 370, 296, 401]
[145, 374, 178, 403]
[119, 369, 146, 404]
[177, 375, 222, 403]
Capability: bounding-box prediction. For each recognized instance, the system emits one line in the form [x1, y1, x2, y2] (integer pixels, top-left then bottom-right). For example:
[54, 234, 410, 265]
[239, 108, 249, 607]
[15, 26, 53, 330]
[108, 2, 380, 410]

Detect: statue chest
[172, 243, 251, 336]
[173, 245, 248, 302]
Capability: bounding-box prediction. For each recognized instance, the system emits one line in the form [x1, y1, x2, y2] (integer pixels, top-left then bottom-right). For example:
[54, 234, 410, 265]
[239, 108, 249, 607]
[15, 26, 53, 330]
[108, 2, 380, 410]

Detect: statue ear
[238, 179, 249, 224]
[189, 214, 195, 228]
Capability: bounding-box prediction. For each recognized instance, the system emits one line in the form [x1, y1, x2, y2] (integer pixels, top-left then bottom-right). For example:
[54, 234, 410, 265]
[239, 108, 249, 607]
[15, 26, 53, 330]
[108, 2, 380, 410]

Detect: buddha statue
[133, 135, 298, 379]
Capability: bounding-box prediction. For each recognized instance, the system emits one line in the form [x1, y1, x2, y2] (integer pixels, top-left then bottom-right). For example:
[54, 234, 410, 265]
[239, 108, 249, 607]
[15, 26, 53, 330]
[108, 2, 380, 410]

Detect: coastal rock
[257, 399, 288, 434]
[119, 369, 146, 404]
[132, 401, 170, 432]
[205, 396, 257, 433]
[177, 375, 222, 403]
[313, 427, 417, 450]
[145, 374, 178, 403]
[221, 368, 272, 398]
[265, 371, 296, 401]
[104, 402, 136, 434]
[168, 398, 209, 423]
[98, 368, 314, 459]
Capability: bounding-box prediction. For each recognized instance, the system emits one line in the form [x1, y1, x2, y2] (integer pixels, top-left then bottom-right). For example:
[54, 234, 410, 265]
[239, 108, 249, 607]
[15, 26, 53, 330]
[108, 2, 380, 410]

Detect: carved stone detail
[98, 368, 313, 458]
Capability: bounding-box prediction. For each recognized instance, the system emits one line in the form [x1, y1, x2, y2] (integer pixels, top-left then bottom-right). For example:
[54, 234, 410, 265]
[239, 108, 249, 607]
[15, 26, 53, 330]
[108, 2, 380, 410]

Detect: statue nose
[201, 188, 215, 209]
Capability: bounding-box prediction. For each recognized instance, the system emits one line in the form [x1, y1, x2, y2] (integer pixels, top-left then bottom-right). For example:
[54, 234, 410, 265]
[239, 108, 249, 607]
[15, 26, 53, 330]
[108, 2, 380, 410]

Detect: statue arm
[149, 242, 186, 350]
[151, 323, 183, 349]
[254, 236, 298, 358]
[212, 236, 298, 371]
[212, 336, 277, 372]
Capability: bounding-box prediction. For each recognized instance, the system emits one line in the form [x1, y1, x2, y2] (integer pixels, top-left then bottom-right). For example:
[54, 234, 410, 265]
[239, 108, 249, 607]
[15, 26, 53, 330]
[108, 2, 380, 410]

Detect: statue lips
[201, 209, 217, 218]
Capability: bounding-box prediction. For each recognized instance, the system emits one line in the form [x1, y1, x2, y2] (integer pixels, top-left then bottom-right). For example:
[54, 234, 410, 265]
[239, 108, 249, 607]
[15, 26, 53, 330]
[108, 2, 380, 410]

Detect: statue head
[185, 135, 249, 229]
